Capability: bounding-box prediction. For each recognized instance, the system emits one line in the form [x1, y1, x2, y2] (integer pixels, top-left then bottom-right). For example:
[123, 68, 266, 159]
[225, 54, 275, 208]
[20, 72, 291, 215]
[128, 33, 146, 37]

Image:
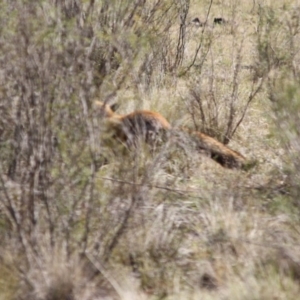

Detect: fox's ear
[94, 100, 106, 109]
[110, 103, 120, 112]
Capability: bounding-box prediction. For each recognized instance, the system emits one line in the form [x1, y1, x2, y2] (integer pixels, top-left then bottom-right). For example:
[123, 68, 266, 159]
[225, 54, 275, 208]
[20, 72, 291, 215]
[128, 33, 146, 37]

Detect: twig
[230, 76, 265, 138]
[182, 0, 214, 74]
[99, 176, 194, 196]
[84, 252, 123, 298]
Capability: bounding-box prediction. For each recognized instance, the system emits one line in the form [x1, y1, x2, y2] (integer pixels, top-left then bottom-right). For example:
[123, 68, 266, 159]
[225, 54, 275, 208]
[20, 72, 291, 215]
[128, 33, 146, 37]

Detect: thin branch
[98, 175, 203, 198]
[182, 0, 213, 74]
[84, 252, 123, 297]
[230, 76, 265, 138]
[224, 37, 244, 144]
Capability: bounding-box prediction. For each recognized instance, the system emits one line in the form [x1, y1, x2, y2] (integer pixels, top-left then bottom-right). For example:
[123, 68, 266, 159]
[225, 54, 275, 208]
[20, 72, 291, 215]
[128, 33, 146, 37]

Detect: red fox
[94, 101, 171, 147]
[95, 101, 247, 169]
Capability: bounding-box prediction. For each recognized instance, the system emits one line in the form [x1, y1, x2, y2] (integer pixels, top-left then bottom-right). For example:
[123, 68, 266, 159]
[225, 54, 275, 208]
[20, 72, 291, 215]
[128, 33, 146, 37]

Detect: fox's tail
[173, 128, 248, 169]
[190, 131, 247, 169]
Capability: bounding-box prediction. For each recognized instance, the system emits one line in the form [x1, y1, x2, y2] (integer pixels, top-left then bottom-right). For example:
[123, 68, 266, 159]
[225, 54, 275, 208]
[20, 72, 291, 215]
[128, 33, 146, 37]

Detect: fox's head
[94, 101, 120, 119]
[94, 100, 127, 143]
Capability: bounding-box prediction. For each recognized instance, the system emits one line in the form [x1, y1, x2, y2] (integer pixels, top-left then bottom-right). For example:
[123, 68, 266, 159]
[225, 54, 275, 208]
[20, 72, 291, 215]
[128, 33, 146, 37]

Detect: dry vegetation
[1, 0, 300, 299]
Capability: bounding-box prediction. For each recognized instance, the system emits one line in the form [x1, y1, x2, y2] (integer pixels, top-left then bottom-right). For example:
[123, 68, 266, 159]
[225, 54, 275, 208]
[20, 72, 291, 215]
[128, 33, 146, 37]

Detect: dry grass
[1, 0, 300, 299]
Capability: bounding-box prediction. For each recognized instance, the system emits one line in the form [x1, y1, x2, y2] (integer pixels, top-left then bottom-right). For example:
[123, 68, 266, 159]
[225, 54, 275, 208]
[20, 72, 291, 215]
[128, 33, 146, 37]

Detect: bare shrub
[255, 4, 300, 196]
[184, 36, 264, 145]
[0, 0, 192, 298]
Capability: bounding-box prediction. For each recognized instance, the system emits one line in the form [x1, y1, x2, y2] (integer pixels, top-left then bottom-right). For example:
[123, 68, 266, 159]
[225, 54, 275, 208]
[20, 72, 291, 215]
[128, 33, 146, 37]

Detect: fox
[94, 101, 247, 169]
[94, 101, 171, 147]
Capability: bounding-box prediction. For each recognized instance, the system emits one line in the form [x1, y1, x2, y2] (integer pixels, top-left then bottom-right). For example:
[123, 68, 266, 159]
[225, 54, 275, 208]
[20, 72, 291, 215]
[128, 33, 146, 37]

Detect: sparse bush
[256, 4, 300, 198]
[181, 0, 264, 145]
[0, 0, 191, 298]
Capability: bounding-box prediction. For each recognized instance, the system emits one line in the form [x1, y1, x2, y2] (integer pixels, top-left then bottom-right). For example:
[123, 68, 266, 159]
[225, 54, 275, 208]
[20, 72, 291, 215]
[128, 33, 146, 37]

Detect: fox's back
[122, 110, 171, 129]
[119, 110, 171, 146]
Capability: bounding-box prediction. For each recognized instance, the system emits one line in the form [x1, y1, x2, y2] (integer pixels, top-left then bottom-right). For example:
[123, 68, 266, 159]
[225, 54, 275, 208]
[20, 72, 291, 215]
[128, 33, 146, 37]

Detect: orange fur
[190, 131, 246, 169]
[94, 101, 171, 146]
[94, 101, 120, 118]
[94, 101, 247, 169]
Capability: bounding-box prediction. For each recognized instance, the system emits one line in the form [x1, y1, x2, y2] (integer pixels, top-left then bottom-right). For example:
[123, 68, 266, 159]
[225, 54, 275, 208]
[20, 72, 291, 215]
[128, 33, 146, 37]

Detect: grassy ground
[1, 0, 300, 299]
